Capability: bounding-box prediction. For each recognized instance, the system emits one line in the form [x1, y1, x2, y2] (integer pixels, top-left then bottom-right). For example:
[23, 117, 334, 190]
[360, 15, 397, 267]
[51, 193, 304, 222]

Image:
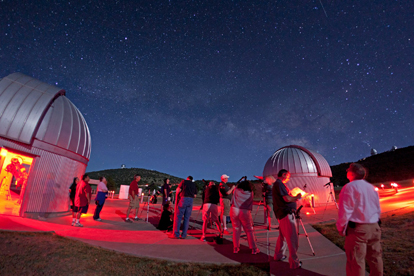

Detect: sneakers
[200, 236, 207, 242]
[233, 247, 240, 253]
[275, 255, 287, 261]
[252, 248, 260, 255]
[134, 217, 139, 221]
[94, 218, 102, 221]
[74, 223, 83, 227]
[169, 234, 180, 239]
[223, 228, 230, 235]
[125, 218, 133, 223]
[294, 261, 302, 269]
[71, 221, 75, 226]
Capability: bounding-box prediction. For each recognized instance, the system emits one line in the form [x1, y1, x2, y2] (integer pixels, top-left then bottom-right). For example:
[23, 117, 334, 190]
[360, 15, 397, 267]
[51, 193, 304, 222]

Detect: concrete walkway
[0, 198, 347, 276]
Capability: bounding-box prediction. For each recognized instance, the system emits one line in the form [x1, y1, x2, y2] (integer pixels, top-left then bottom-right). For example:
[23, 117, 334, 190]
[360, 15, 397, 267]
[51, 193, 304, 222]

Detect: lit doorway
[0, 148, 34, 216]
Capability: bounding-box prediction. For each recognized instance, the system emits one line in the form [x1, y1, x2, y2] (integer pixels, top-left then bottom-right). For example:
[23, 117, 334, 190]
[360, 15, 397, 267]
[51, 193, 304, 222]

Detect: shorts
[264, 198, 273, 218]
[74, 205, 89, 214]
[220, 198, 231, 216]
[202, 203, 219, 223]
[129, 195, 140, 208]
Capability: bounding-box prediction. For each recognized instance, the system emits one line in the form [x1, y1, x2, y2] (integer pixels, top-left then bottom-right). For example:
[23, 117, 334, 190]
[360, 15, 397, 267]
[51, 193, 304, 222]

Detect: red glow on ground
[379, 187, 414, 213]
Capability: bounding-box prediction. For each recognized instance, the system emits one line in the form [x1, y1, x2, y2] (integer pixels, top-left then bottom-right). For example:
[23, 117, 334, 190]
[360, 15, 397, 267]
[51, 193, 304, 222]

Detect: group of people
[166, 164, 383, 274]
[69, 174, 108, 227]
[266, 164, 383, 274]
[168, 174, 261, 254]
[67, 163, 383, 275]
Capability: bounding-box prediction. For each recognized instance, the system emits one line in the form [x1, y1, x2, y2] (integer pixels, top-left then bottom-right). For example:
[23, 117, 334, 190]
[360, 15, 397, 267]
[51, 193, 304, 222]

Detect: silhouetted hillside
[331, 146, 414, 186]
[86, 168, 184, 187]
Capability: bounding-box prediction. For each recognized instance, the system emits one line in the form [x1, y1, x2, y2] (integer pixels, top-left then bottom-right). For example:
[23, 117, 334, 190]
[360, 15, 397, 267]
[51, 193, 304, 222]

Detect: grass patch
[313, 211, 414, 276]
[0, 231, 268, 276]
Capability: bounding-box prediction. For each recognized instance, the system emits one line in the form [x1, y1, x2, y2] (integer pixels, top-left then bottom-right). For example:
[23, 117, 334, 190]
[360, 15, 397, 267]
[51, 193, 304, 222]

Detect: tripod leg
[266, 227, 270, 262]
[322, 192, 333, 219]
[253, 200, 263, 221]
[298, 218, 315, 256]
[195, 208, 201, 221]
[332, 191, 339, 209]
[139, 202, 147, 218]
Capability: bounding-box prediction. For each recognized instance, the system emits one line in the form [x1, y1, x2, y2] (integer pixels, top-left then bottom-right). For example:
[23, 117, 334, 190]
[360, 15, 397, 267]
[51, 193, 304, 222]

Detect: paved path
[0, 198, 349, 276]
[3, 187, 410, 274]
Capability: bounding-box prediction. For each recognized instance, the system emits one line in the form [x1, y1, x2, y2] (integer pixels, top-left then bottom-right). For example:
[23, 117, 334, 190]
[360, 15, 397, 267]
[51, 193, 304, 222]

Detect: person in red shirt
[74, 174, 91, 227]
[125, 174, 141, 222]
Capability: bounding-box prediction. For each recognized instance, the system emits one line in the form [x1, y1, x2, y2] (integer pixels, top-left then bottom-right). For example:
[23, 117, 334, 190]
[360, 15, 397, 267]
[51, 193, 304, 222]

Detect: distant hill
[87, 146, 414, 189]
[331, 146, 414, 186]
[86, 168, 184, 186]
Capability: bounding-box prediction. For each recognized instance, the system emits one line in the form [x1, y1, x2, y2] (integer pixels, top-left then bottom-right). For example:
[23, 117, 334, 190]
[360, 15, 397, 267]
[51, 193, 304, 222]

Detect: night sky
[1, 1, 413, 181]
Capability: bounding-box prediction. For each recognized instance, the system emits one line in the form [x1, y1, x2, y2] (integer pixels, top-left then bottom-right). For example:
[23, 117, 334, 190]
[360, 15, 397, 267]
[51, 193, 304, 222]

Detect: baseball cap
[221, 174, 230, 179]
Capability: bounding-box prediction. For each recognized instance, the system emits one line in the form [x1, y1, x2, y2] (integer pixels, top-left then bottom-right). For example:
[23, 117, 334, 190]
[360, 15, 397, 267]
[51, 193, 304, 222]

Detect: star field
[1, 1, 413, 180]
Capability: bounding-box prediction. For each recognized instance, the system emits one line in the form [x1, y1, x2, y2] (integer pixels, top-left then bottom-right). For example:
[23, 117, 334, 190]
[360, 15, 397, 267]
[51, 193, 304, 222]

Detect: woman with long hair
[230, 180, 259, 254]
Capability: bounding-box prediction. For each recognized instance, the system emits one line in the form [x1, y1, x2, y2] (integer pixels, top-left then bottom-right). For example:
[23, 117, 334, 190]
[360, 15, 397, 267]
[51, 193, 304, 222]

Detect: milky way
[1, 1, 413, 180]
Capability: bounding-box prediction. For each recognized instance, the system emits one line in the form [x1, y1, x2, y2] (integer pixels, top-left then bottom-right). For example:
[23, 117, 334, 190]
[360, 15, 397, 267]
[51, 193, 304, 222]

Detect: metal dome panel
[35, 96, 91, 159]
[0, 73, 64, 144]
[263, 145, 332, 177]
[0, 73, 91, 160]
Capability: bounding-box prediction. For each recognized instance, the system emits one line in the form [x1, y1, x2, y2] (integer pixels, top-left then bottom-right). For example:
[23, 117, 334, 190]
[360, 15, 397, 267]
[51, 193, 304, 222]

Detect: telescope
[235, 176, 247, 186]
[295, 205, 304, 217]
[324, 182, 331, 187]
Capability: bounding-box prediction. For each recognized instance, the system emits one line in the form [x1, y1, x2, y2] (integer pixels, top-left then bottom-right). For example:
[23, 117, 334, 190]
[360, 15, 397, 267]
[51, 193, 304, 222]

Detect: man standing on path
[336, 163, 383, 276]
[219, 174, 235, 233]
[125, 174, 141, 223]
[93, 176, 108, 221]
[262, 179, 274, 230]
[161, 178, 171, 207]
[269, 170, 302, 269]
[74, 174, 92, 227]
[171, 176, 197, 239]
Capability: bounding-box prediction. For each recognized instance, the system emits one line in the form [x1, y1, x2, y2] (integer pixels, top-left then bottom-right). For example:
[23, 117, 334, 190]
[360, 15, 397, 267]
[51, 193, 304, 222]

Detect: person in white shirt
[336, 163, 383, 276]
[93, 176, 109, 221]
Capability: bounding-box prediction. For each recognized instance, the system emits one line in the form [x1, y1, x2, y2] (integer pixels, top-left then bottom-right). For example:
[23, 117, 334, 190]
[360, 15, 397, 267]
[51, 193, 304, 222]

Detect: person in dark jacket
[161, 178, 171, 207]
[69, 177, 79, 226]
[157, 201, 174, 231]
[200, 181, 222, 241]
[269, 170, 302, 269]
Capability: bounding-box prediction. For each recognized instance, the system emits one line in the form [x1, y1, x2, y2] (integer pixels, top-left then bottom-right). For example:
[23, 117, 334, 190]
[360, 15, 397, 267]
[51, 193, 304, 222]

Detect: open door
[0, 148, 34, 216]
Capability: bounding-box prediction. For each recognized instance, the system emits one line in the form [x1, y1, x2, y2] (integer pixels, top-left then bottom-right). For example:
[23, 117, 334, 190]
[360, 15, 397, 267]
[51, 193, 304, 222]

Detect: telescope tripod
[322, 183, 338, 219]
[139, 194, 151, 223]
[295, 206, 315, 256]
[253, 199, 264, 223]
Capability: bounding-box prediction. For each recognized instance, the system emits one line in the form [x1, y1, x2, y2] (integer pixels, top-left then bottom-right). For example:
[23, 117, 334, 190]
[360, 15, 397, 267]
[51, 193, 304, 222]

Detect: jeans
[93, 201, 104, 219]
[173, 197, 193, 238]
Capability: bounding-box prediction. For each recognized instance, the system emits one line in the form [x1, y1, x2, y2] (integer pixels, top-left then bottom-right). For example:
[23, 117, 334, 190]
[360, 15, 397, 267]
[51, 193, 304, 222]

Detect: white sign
[119, 185, 129, 199]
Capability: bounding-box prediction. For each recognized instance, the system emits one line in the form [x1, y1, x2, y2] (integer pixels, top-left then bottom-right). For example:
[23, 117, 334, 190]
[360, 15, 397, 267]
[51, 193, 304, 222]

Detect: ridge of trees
[330, 145, 414, 186]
